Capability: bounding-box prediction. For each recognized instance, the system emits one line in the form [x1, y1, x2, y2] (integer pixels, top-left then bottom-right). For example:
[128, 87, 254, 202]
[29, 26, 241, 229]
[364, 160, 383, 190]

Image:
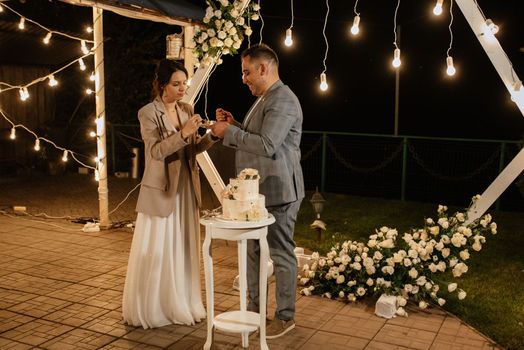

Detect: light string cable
[202, 63, 219, 120]
[108, 182, 141, 216]
[0, 2, 95, 44]
[0, 51, 95, 92]
[391, 0, 402, 68]
[445, 0, 456, 76]
[318, 0, 330, 91]
[0, 109, 96, 170]
[350, 0, 361, 36]
[258, 0, 264, 44]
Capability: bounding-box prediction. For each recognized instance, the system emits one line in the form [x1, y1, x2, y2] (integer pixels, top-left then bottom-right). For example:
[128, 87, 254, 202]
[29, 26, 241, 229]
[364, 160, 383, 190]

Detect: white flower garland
[299, 195, 497, 317]
[192, 0, 260, 67]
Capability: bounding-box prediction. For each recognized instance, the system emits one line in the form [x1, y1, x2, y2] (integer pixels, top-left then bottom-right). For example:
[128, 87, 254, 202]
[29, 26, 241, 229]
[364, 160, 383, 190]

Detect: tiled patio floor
[0, 174, 502, 349]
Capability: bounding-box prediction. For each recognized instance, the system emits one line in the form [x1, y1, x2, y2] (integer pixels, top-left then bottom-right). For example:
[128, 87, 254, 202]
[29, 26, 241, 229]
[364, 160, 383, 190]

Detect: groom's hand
[210, 121, 229, 139]
[216, 108, 235, 124]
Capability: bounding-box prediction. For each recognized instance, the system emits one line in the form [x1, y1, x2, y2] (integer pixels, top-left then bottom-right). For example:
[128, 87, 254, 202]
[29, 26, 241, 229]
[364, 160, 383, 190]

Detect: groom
[211, 43, 304, 339]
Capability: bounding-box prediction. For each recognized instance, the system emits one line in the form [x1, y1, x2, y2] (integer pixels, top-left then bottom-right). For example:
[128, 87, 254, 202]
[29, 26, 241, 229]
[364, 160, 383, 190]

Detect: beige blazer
[135, 97, 217, 217]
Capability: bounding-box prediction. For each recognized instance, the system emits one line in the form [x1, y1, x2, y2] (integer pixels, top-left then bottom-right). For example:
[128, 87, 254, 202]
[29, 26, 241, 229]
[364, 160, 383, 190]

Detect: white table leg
[238, 239, 249, 348]
[259, 231, 269, 350]
[203, 229, 214, 350]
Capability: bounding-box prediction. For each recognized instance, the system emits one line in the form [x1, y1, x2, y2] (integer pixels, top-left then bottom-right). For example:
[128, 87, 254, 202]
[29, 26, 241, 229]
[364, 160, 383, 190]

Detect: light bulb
[284, 28, 293, 47]
[43, 32, 52, 44]
[81, 40, 89, 54]
[89, 72, 96, 81]
[95, 169, 100, 182]
[18, 17, 25, 30]
[34, 139, 40, 151]
[392, 48, 401, 68]
[94, 156, 99, 163]
[446, 56, 456, 76]
[433, 0, 443, 16]
[485, 19, 499, 35]
[62, 150, 69, 162]
[350, 15, 360, 35]
[86, 88, 93, 95]
[86, 26, 93, 33]
[48, 75, 58, 87]
[0, 4, 3, 12]
[19, 87, 29, 101]
[319, 73, 328, 91]
[78, 58, 86, 71]
[10, 127, 16, 140]
[89, 130, 97, 137]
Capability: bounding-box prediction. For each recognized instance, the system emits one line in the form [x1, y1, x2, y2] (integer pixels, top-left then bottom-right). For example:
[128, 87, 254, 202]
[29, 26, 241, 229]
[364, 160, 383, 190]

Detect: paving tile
[40, 328, 116, 350]
[0, 272, 73, 295]
[387, 308, 445, 333]
[0, 310, 34, 333]
[46, 283, 106, 303]
[80, 273, 126, 291]
[242, 325, 316, 349]
[123, 323, 196, 348]
[366, 340, 413, 349]
[372, 323, 436, 350]
[295, 295, 345, 329]
[169, 328, 242, 350]
[81, 310, 134, 338]
[7, 295, 71, 318]
[43, 303, 110, 327]
[100, 338, 163, 349]
[320, 313, 384, 340]
[0, 337, 33, 350]
[0, 319, 73, 346]
[0, 288, 38, 309]
[0, 258, 45, 272]
[300, 330, 369, 349]
[82, 288, 123, 310]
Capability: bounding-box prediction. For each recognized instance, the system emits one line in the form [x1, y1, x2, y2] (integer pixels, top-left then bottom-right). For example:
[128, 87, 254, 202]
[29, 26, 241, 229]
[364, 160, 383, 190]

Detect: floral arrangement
[299, 195, 497, 317]
[237, 168, 260, 180]
[192, 0, 260, 67]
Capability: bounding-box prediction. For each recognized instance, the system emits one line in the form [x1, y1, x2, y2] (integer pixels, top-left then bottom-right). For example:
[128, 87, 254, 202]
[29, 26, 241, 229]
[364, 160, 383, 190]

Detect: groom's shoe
[265, 318, 295, 339]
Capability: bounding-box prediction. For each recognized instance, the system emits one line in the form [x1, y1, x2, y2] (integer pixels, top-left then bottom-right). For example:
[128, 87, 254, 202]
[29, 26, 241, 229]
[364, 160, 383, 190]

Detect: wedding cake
[221, 168, 268, 221]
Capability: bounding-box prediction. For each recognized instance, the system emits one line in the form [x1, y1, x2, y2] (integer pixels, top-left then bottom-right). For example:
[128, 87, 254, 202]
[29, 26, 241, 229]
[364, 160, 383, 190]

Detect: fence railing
[107, 125, 524, 211]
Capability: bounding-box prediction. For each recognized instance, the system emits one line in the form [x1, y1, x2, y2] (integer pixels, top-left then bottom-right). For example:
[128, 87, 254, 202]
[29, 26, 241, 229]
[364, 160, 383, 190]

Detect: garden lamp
[310, 187, 326, 241]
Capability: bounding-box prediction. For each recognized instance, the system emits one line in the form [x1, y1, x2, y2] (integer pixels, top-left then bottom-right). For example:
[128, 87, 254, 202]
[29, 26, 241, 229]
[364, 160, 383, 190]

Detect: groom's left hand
[210, 121, 229, 139]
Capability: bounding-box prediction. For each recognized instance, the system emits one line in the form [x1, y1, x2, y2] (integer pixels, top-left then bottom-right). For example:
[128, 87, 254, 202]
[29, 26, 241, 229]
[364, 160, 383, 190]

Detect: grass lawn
[294, 192, 524, 350]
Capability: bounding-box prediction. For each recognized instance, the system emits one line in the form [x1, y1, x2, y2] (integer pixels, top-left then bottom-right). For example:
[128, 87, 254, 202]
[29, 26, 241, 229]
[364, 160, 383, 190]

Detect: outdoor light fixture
[78, 58, 86, 71]
[433, 0, 444, 16]
[81, 40, 89, 54]
[392, 48, 401, 68]
[19, 87, 29, 101]
[310, 187, 326, 241]
[284, 28, 293, 47]
[62, 150, 69, 162]
[85, 88, 93, 95]
[48, 75, 58, 87]
[350, 15, 360, 35]
[10, 127, 16, 140]
[166, 33, 184, 60]
[446, 56, 456, 76]
[43, 32, 52, 44]
[34, 138, 40, 151]
[18, 17, 25, 30]
[319, 73, 328, 91]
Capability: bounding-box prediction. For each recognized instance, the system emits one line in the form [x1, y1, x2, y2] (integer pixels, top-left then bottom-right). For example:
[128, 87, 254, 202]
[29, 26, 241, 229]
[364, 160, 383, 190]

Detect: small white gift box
[375, 294, 398, 319]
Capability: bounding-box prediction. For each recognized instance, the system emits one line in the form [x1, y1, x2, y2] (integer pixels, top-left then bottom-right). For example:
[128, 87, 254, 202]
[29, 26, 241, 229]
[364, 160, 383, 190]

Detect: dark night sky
[196, 0, 524, 141]
[2, 0, 524, 141]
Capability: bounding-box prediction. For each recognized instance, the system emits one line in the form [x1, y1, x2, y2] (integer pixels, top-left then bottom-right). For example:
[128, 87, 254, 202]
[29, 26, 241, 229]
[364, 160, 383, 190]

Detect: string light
[445, 0, 456, 77]
[18, 17, 25, 30]
[86, 88, 93, 95]
[48, 74, 58, 87]
[350, 0, 361, 36]
[89, 130, 97, 137]
[284, 0, 294, 47]
[10, 128, 16, 140]
[81, 40, 90, 54]
[62, 150, 69, 162]
[485, 19, 499, 35]
[19, 87, 29, 101]
[89, 72, 96, 81]
[34, 138, 41, 151]
[78, 58, 86, 70]
[433, 0, 444, 16]
[319, 0, 330, 92]
[86, 26, 93, 33]
[0, 4, 3, 12]
[43, 32, 52, 45]
[392, 0, 402, 69]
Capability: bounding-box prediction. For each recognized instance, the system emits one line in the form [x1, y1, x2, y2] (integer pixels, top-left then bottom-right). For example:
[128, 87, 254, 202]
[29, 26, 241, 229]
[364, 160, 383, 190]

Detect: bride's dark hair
[151, 59, 188, 100]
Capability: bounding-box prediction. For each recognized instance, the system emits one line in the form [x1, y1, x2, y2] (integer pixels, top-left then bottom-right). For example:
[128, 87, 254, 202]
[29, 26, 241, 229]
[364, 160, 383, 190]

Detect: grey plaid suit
[222, 80, 305, 321]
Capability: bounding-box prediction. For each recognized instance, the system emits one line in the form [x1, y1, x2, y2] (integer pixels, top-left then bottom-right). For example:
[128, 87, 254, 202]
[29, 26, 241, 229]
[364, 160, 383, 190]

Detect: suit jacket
[223, 80, 305, 207]
[136, 97, 217, 217]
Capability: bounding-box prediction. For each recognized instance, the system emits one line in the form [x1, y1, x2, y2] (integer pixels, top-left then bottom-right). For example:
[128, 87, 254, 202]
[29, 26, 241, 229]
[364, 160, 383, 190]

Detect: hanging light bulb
[19, 87, 29, 101]
[48, 75, 58, 87]
[433, 0, 444, 16]
[319, 73, 328, 91]
[89, 130, 97, 137]
[34, 138, 40, 151]
[81, 40, 90, 54]
[485, 19, 499, 35]
[18, 17, 25, 30]
[89, 72, 96, 81]
[10, 127, 16, 140]
[350, 15, 360, 35]
[446, 56, 456, 76]
[392, 48, 401, 68]
[86, 26, 93, 33]
[86, 88, 93, 95]
[78, 58, 86, 71]
[284, 28, 293, 47]
[62, 150, 69, 162]
[43, 32, 52, 45]
[0, 4, 4, 12]
[95, 169, 100, 182]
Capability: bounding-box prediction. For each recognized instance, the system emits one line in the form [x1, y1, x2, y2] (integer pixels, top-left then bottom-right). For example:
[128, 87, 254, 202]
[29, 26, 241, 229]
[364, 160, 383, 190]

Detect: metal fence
[107, 125, 524, 211]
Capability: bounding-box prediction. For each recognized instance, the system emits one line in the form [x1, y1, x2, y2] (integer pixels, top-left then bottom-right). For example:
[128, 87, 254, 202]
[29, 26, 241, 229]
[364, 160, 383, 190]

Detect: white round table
[200, 215, 275, 350]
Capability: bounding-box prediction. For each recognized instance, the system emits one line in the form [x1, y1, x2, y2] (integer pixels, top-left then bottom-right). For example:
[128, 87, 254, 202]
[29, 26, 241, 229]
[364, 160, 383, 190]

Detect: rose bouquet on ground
[299, 195, 497, 317]
[192, 0, 260, 67]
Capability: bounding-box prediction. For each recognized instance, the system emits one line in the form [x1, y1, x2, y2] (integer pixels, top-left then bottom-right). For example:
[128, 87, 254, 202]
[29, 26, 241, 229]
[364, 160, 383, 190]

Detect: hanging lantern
[166, 33, 184, 60]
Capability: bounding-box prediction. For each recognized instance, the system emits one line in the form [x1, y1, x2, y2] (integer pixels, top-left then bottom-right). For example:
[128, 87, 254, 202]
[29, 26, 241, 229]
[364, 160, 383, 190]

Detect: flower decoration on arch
[192, 0, 260, 67]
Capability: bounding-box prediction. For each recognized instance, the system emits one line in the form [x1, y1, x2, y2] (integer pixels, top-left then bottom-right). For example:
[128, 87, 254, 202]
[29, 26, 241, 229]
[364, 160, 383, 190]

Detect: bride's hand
[181, 114, 202, 139]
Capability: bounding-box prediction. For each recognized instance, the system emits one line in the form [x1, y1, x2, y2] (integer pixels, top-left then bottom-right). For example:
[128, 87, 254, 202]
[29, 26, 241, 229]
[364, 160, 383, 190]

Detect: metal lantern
[309, 187, 325, 219]
[166, 33, 184, 60]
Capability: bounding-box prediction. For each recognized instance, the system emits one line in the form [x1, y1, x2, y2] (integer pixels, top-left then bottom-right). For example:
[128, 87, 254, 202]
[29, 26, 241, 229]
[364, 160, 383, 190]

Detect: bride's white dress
[122, 163, 206, 329]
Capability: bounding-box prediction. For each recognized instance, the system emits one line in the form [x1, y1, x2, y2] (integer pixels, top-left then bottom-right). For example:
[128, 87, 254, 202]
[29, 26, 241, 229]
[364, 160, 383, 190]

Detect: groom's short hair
[241, 43, 279, 67]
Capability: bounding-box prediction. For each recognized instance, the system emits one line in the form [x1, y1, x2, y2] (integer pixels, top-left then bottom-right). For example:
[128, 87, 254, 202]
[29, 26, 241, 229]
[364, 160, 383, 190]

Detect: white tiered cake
[221, 168, 268, 221]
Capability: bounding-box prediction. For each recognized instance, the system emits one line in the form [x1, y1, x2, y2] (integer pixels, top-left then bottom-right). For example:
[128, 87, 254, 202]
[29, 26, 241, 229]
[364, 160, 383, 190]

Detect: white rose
[397, 296, 407, 306]
[252, 3, 260, 11]
[438, 298, 446, 306]
[299, 277, 309, 285]
[458, 290, 467, 300]
[230, 9, 239, 17]
[300, 288, 311, 296]
[367, 239, 378, 248]
[378, 239, 395, 249]
[419, 301, 428, 309]
[490, 222, 497, 234]
[219, 0, 229, 6]
[472, 241, 482, 251]
[203, 16, 211, 24]
[426, 218, 435, 225]
[251, 13, 259, 20]
[202, 43, 209, 52]
[441, 248, 450, 258]
[215, 19, 223, 29]
[207, 28, 216, 37]
[308, 271, 315, 278]
[403, 258, 412, 267]
[236, 17, 245, 26]
[429, 226, 440, 235]
[217, 30, 227, 39]
[347, 293, 356, 302]
[459, 250, 470, 261]
[448, 283, 458, 292]
[456, 212, 465, 222]
[244, 26, 252, 36]
[228, 27, 237, 36]
[214, 10, 222, 18]
[366, 278, 374, 286]
[425, 282, 432, 290]
[408, 267, 418, 279]
[336, 275, 345, 284]
[438, 204, 448, 214]
[357, 287, 366, 296]
[396, 307, 408, 317]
